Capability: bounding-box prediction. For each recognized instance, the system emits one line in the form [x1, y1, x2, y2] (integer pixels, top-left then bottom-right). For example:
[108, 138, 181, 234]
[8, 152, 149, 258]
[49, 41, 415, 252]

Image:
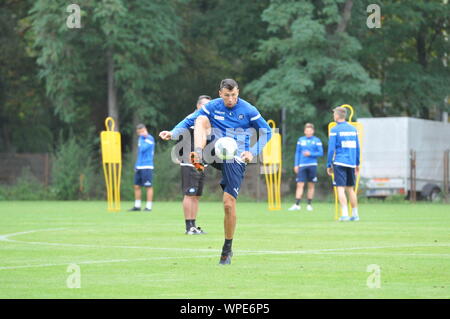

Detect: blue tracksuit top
[294, 136, 323, 167]
[170, 97, 273, 157]
[327, 121, 360, 168]
[135, 134, 155, 169]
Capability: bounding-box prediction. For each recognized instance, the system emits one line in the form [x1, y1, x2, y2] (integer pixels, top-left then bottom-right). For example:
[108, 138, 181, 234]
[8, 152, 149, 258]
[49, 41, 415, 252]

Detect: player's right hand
[159, 131, 172, 141]
[326, 167, 333, 176]
[294, 166, 299, 174]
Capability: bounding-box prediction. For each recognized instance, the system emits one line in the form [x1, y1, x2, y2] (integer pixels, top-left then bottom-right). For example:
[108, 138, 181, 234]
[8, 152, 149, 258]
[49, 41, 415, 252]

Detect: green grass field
[0, 201, 449, 299]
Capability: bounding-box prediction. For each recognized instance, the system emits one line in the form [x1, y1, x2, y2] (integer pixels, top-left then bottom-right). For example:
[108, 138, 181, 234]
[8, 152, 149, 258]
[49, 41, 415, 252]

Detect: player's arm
[355, 133, 360, 174]
[247, 113, 273, 162]
[150, 136, 155, 159]
[160, 112, 199, 140]
[294, 140, 301, 173]
[139, 135, 154, 151]
[310, 138, 323, 157]
[326, 131, 337, 175]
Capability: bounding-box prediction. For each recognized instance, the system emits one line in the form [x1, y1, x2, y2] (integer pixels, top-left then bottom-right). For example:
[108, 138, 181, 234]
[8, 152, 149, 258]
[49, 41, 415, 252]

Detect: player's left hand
[355, 166, 360, 175]
[303, 151, 311, 157]
[240, 151, 253, 164]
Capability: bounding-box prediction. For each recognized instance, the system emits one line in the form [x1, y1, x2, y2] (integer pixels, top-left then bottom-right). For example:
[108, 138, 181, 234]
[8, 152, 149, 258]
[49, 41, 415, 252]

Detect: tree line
[1, 0, 448, 158]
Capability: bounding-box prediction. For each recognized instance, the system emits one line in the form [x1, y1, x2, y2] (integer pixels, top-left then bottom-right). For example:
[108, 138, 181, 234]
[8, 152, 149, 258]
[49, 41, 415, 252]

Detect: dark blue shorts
[217, 159, 246, 199]
[333, 165, 355, 187]
[134, 169, 153, 187]
[296, 165, 318, 183]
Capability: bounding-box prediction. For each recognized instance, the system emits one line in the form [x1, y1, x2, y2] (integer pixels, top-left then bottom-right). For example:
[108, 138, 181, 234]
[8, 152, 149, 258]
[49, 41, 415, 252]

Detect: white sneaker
[185, 226, 207, 235]
[306, 205, 313, 211]
[288, 204, 301, 211]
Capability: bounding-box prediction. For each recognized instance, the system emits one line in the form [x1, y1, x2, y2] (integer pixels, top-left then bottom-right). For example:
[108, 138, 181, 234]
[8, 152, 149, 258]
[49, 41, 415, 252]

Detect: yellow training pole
[100, 117, 122, 212]
[263, 164, 273, 208]
[332, 173, 339, 221]
[262, 120, 282, 210]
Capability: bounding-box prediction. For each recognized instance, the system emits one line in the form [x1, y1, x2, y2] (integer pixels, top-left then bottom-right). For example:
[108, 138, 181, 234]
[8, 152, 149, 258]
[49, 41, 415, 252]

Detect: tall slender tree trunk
[107, 50, 119, 131]
[131, 112, 139, 157]
[336, 0, 353, 33]
[416, 26, 427, 68]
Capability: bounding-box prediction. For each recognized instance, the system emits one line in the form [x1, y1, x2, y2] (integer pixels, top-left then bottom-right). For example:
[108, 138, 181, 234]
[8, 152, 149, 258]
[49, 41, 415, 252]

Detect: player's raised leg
[190, 115, 211, 171]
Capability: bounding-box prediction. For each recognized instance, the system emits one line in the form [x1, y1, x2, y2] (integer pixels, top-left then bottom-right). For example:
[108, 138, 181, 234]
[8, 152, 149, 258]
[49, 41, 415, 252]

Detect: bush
[120, 145, 182, 202]
[120, 152, 137, 201]
[384, 194, 408, 203]
[153, 145, 183, 200]
[0, 167, 53, 200]
[51, 134, 97, 200]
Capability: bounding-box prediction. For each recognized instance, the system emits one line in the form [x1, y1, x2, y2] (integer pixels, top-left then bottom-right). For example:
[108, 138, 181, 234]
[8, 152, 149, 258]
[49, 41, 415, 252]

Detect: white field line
[0, 228, 449, 270]
[0, 255, 218, 270]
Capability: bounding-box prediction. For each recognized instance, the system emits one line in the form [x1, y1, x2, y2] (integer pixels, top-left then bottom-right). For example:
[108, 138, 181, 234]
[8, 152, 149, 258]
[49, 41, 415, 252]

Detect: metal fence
[0, 153, 51, 185]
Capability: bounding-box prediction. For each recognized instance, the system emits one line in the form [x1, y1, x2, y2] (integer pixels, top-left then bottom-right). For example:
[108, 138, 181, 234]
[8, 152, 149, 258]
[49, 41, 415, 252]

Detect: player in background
[326, 107, 360, 221]
[289, 123, 323, 211]
[129, 124, 155, 212]
[159, 95, 212, 235]
[187, 79, 273, 265]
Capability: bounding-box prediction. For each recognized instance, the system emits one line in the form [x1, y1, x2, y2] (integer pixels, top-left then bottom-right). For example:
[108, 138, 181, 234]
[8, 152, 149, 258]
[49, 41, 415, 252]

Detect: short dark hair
[219, 79, 238, 91]
[197, 95, 211, 104]
[136, 123, 146, 130]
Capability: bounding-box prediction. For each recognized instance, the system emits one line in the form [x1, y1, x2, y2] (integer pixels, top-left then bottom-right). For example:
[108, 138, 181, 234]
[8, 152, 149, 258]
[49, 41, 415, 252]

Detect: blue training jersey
[135, 134, 155, 169]
[327, 121, 360, 168]
[171, 97, 273, 158]
[294, 136, 323, 167]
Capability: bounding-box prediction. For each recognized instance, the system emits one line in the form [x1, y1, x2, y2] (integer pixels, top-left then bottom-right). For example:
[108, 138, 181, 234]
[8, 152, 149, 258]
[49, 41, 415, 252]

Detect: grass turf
[0, 201, 449, 298]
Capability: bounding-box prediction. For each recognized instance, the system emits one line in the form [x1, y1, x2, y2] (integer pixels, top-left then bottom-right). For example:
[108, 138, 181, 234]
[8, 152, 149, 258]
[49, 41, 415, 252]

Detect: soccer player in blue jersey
[163, 79, 272, 265]
[129, 124, 155, 212]
[289, 123, 323, 212]
[326, 107, 360, 221]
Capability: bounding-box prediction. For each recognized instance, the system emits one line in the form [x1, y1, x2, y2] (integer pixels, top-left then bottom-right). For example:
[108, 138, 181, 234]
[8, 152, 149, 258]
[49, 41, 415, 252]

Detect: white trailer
[358, 117, 450, 200]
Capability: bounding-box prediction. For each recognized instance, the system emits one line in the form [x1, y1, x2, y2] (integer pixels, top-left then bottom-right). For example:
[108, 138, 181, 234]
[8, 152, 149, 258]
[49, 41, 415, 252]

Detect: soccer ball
[215, 137, 238, 160]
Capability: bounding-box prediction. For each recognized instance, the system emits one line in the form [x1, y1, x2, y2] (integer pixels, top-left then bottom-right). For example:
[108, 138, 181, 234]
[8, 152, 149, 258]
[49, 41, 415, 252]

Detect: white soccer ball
[215, 137, 238, 160]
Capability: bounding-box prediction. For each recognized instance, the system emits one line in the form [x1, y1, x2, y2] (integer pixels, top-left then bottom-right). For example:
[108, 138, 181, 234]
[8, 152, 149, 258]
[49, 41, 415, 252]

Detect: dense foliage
[0, 0, 448, 199]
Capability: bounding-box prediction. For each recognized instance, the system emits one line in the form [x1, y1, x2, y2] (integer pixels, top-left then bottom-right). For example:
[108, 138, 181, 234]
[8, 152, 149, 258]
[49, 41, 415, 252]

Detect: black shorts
[181, 165, 205, 196]
[333, 165, 356, 187]
[296, 165, 318, 183]
[134, 169, 153, 187]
